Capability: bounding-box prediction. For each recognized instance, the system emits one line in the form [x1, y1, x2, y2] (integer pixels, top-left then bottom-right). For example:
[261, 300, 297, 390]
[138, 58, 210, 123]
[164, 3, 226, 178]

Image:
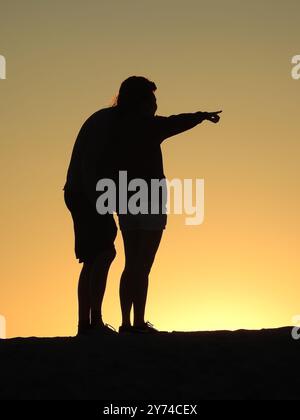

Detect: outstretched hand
[206, 111, 222, 124]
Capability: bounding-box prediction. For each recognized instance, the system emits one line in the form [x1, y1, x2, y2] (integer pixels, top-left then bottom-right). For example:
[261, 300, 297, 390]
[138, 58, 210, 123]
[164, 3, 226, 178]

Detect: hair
[113, 76, 157, 111]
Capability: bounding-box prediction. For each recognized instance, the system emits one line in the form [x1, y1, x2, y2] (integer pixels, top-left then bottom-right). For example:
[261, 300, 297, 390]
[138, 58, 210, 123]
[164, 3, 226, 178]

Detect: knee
[124, 262, 151, 278]
[94, 247, 116, 265]
[105, 247, 117, 263]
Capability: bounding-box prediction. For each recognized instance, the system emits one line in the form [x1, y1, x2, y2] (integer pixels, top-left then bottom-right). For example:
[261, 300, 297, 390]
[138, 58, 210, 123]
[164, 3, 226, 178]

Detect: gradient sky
[0, 0, 299, 338]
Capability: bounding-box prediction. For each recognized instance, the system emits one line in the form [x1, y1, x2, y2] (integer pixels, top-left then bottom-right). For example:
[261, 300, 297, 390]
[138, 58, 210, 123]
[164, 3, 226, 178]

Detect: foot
[118, 325, 134, 334]
[77, 321, 91, 337]
[77, 325, 91, 337]
[133, 321, 160, 334]
[88, 323, 117, 336]
[120, 321, 161, 334]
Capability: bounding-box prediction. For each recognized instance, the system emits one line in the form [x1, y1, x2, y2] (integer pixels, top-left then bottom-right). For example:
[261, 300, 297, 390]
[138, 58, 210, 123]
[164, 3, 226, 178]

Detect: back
[64, 107, 117, 198]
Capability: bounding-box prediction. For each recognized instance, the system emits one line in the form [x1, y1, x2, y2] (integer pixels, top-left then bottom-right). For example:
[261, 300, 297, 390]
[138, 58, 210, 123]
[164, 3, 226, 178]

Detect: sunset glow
[0, 0, 299, 338]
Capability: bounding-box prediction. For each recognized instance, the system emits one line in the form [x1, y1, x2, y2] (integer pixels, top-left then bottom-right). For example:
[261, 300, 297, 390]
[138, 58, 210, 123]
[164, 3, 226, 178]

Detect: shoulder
[84, 107, 116, 127]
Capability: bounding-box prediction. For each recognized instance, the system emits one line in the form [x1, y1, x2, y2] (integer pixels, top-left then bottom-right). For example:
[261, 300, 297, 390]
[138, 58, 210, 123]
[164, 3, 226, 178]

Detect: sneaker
[88, 323, 117, 336]
[119, 322, 160, 334]
[76, 325, 91, 337]
[131, 321, 160, 334]
[118, 325, 134, 334]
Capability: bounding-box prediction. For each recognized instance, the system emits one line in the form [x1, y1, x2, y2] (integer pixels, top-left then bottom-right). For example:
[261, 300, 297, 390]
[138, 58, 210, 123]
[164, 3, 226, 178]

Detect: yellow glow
[0, 1, 299, 338]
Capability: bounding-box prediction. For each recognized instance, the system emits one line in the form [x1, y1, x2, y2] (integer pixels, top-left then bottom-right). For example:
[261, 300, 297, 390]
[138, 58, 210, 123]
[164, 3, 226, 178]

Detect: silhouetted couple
[64, 76, 221, 336]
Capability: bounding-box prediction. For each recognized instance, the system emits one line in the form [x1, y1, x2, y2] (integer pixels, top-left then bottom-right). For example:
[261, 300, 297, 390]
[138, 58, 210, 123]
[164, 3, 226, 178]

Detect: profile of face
[140, 92, 157, 116]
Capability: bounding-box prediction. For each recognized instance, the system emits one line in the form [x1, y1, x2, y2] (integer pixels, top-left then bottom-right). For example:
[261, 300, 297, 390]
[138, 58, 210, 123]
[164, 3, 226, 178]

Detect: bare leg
[133, 230, 163, 326]
[77, 248, 116, 333]
[78, 263, 91, 332]
[119, 230, 163, 328]
[133, 271, 149, 327]
[119, 268, 134, 327]
[89, 248, 116, 326]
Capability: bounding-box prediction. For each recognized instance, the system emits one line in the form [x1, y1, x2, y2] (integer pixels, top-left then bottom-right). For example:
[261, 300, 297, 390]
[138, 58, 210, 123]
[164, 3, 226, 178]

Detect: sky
[0, 0, 299, 338]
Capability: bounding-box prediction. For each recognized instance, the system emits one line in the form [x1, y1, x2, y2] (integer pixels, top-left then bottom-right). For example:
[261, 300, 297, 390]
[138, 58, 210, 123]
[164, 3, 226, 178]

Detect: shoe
[123, 321, 160, 334]
[118, 325, 134, 334]
[119, 325, 133, 334]
[76, 326, 91, 337]
[88, 323, 117, 336]
[132, 321, 160, 334]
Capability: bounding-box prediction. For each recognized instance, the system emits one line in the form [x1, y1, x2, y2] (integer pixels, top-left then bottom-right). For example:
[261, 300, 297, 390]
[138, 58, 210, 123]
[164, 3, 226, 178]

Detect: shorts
[64, 189, 117, 263]
[118, 212, 167, 231]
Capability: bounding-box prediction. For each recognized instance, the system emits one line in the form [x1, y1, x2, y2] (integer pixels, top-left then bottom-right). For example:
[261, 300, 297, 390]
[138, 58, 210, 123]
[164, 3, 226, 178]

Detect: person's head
[114, 76, 157, 116]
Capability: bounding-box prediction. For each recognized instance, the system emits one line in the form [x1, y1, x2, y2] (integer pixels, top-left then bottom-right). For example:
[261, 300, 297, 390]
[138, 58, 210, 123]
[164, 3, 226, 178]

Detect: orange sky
[0, 0, 299, 338]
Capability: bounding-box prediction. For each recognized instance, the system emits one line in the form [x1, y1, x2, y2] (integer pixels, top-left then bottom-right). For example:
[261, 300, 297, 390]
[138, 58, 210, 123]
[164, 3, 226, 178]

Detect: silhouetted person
[64, 107, 119, 335]
[110, 76, 222, 334]
[64, 75, 221, 336]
